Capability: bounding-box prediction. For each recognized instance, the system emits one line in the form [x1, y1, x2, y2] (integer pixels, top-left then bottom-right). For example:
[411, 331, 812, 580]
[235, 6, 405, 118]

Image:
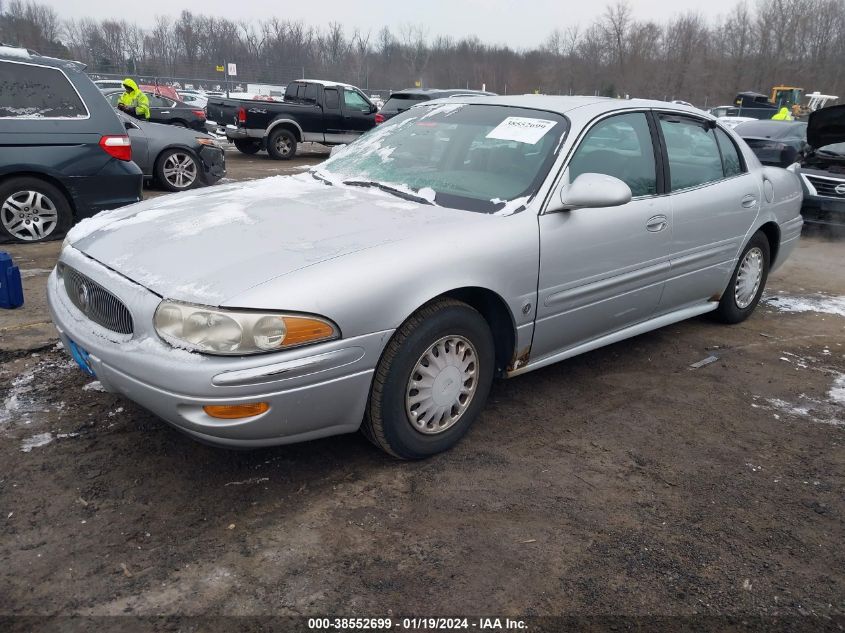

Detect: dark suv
[376, 89, 496, 123]
[0, 46, 143, 243]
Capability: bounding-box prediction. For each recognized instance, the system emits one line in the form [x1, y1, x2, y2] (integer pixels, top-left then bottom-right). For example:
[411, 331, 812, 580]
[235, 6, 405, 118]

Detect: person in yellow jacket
[117, 78, 150, 121]
[772, 106, 793, 121]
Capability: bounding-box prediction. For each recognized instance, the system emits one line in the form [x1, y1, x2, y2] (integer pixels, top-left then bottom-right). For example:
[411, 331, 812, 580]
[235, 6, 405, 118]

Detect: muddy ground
[0, 149, 843, 624]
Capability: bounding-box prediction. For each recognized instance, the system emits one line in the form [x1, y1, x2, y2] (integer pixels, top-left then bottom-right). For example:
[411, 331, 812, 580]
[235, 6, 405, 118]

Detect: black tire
[266, 128, 297, 160]
[234, 139, 261, 155]
[155, 149, 200, 192]
[0, 176, 72, 243]
[713, 231, 771, 324]
[362, 299, 495, 459]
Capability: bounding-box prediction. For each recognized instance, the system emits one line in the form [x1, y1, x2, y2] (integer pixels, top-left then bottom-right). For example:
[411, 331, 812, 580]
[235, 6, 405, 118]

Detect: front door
[533, 111, 671, 359]
[340, 88, 376, 140]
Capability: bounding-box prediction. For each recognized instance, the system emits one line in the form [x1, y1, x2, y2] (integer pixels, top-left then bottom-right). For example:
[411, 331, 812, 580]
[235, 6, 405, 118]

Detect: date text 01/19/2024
[307, 618, 528, 630]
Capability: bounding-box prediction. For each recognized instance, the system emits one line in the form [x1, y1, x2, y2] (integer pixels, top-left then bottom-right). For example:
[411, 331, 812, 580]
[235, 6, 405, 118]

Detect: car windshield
[320, 103, 569, 213]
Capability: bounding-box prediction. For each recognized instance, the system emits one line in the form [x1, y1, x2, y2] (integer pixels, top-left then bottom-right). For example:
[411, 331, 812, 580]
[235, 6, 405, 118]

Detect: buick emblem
[77, 282, 90, 312]
[835, 183, 845, 196]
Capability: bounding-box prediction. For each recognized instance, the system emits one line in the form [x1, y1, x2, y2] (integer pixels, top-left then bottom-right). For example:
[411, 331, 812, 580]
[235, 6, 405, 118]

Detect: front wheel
[156, 149, 200, 192]
[362, 299, 495, 459]
[267, 128, 297, 160]
[713, 231, 771, 324]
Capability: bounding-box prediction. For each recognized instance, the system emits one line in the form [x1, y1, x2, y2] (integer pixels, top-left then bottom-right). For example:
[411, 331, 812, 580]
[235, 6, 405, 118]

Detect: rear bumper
[225, 125, 263, 141]
[67, 162, 143, 220]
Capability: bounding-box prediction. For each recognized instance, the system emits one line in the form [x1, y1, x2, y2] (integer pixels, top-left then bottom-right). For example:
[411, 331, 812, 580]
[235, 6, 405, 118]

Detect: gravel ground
[0, 149, 843, 625]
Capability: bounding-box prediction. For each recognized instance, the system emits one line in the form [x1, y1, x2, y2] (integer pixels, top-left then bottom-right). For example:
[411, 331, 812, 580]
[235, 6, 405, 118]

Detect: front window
[320, 103, 569, 213]
[343, 89, 370, 111]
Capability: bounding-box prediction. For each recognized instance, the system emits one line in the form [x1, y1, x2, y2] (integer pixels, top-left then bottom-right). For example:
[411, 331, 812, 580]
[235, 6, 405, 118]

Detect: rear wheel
[267, 128, 297, 160]
[713, 231, 771, 324]
[0, 177, 72, 243]
[234, 139, 261, 155]
[362, 299, 495, 459]
[156, 149, 200, 192]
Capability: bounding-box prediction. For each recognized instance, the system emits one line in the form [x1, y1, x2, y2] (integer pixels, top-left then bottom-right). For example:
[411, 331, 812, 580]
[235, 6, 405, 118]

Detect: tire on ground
[713, 230, 771, 324]
[266, 128, 297, 160]
[362, 298, 496, 459]
[0, 176, 72, 243]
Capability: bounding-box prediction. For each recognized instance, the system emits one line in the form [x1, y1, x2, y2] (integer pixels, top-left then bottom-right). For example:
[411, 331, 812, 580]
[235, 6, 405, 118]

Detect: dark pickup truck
[225, 80, 378, 159]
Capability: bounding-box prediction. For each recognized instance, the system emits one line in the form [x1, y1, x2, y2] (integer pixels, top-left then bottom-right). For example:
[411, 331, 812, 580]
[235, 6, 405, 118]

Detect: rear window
[382, 94, 429, 113]
[0, 60, 88, 118]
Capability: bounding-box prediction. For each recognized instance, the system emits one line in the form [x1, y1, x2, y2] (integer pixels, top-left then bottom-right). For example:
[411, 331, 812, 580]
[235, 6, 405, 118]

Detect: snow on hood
[807, 104, 845, 150]
[67, 174, 482, 306]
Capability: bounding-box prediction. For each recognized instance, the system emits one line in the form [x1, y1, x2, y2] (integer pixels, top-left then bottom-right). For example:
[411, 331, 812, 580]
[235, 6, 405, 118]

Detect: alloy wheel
[162, 152, 198, 189]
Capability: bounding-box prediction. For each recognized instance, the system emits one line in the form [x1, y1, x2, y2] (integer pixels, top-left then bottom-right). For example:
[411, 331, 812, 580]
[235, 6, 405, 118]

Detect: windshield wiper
[343, 179, 434, 205]
[311, 170, 334, 185]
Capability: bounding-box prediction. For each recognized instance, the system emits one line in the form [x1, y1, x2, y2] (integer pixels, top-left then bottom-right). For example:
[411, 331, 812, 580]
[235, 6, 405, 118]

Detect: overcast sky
[47, 0, 742, 49]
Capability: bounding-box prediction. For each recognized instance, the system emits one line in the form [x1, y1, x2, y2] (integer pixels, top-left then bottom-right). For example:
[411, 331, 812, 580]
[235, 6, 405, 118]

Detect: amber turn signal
[282, 316, 337, 347]
[203, 402, 270, 419]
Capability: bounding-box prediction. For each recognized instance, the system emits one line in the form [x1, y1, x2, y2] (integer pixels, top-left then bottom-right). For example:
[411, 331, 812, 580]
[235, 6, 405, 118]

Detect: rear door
[340, 88, 376, 139]
[655, 114, 760, 310]
[146, 94, 174, 124]
[534, 111, 672, 357]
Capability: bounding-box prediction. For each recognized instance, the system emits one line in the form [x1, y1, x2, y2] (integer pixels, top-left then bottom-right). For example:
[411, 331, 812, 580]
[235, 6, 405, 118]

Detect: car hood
[66, 174, 479, 305]
[807, 104, 845, 150]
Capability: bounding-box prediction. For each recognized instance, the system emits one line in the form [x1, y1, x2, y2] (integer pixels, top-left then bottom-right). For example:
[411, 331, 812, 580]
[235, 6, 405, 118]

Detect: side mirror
[549, 173, 633, 212]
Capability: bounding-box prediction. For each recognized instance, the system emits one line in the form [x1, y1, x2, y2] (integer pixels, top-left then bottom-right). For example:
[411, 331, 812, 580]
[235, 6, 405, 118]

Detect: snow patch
[82, 381, 106, 393]
[763, 293, 845, 317]
[829, 374, 845, 407]
[0, 45, 31, 59]
[20, 432, 53, 452]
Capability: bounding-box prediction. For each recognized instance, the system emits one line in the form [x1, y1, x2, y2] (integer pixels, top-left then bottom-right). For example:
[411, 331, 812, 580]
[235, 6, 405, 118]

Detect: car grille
[60, 264, 134, 334]
[804, 174, 845, 199]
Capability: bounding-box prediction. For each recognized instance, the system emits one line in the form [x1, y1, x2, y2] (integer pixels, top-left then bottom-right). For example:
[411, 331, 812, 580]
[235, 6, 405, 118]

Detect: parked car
[377, 89, 496, 123]
[799, 104, 845, 227]
[0, 46, 142, 243]
[226, 79, 378, 159]
[117, 112, 225, 192]
[733, 91, 779, 119]
[734, 120, 808, 166]
[94, 79, 126, 91]
[101, 88, 207, 131]
[50, 97, 803, 457]
[177, 90, 208, 109]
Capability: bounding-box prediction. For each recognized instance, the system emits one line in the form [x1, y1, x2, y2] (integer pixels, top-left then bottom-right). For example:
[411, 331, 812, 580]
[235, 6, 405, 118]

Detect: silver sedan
[48, 96, 803, 458]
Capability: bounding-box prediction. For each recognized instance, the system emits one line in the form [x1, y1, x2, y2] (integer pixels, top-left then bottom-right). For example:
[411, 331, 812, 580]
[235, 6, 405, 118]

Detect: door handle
[161, 111, 170, 114]
[646, 215, 668, 232]
[741, 195, 757, 208]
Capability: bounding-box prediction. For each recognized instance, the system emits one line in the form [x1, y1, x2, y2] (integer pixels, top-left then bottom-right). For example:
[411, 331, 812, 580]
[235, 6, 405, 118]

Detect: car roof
[295, 78, 357, 89]
[415, 95, 713, 120]
[0, 44, 86, 72]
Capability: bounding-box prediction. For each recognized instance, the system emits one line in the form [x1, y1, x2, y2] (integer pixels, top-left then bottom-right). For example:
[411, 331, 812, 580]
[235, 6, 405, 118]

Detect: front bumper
[799, 172, 845, 227]
[198, 145, 226, 184]
[48, 247, 392, 448]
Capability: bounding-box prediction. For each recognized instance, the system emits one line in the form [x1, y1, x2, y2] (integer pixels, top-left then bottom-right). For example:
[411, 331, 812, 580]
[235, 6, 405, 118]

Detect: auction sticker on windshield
[486, 117, 557, 144]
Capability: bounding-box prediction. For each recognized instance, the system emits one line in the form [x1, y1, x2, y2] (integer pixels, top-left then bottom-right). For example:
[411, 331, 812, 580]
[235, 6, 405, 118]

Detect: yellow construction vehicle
[771, 86, 805, 117]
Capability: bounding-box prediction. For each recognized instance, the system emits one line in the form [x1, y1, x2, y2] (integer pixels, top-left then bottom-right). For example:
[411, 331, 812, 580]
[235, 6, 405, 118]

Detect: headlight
[153, 301, 338, 355]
